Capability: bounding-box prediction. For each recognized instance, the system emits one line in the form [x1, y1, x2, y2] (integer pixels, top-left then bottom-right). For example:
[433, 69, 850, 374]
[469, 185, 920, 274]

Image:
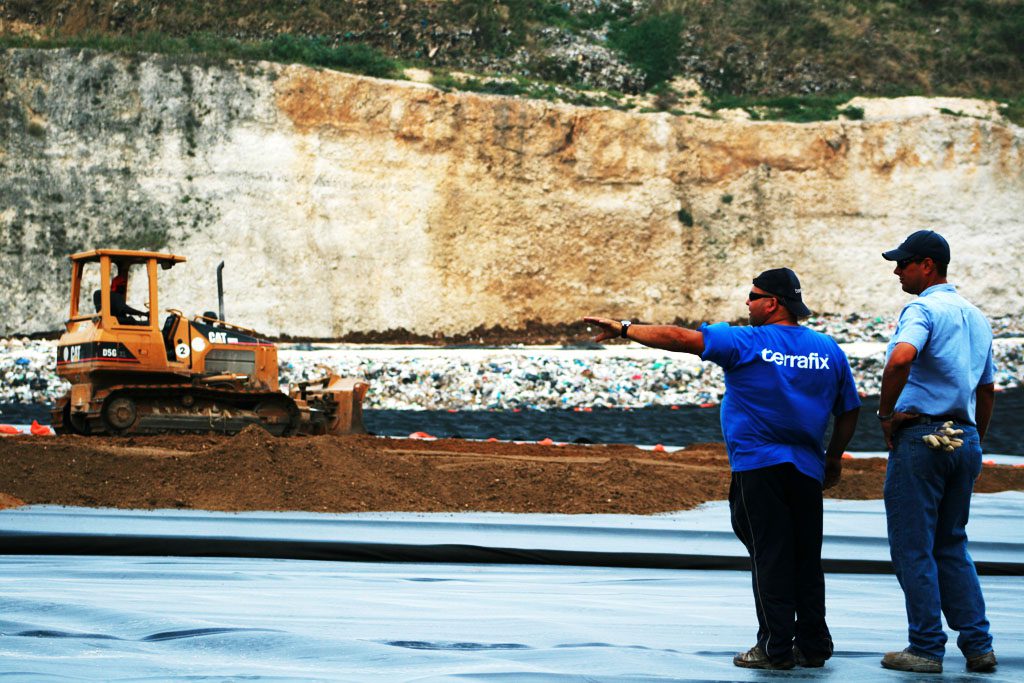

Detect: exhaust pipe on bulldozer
[217, 261, 225, 322]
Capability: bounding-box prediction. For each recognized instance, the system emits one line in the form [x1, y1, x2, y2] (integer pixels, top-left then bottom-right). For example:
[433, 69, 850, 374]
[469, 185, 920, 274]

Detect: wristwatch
[876, 410, 894, 421]
[619, 320, 632, 339]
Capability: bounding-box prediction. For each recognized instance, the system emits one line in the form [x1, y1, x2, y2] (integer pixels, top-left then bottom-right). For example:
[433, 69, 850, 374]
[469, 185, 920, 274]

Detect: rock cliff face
[2, 48, 1022, 338]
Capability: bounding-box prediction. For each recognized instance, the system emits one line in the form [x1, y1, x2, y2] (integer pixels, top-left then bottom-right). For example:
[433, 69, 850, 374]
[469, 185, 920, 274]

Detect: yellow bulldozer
[51, 249, 367, 436]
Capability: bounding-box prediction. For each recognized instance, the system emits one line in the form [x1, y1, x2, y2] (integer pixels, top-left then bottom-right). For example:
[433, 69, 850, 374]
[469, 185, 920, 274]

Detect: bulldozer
[51, 249, 368, 436]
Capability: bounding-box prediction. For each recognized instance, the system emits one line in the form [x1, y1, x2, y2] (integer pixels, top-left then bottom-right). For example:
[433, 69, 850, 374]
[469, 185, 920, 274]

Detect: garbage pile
[804, 312, 1024, 342]
[274, 344, 1022, 411]
[0, 338, 61, 407]
[279, 353, 725, 411]
[336, 0, 649, 93]
[515, 26, 646, 93]
[3, 321, 1023, 412]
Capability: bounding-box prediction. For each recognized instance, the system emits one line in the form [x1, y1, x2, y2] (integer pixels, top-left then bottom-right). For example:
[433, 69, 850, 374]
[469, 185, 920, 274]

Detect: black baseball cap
[882, 230, 950, 265]
[752, 268, 811, 318]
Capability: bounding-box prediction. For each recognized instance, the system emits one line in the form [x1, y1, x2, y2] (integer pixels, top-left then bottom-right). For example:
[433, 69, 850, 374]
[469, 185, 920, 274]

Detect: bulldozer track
[78, 385, 302, 437]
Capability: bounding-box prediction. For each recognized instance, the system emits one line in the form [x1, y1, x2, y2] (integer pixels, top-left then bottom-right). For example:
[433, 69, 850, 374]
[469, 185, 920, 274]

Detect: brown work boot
[733, 645, 795, 670]
[966, 650, 997, 673]
[793, 644, 826, 668]
[881, 648, 942, 673]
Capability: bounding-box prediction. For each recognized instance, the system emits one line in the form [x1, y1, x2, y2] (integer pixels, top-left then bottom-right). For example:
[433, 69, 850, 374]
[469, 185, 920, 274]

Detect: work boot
[733, 645, 795, 670]
[793, 644, 826, 668]
[966, 650, 997, 673]
[881, 648, 942, 674]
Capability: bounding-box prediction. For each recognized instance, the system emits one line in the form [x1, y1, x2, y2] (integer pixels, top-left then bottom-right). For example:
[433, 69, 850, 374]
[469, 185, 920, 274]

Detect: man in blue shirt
[584, 268, 861, 670]
[877, 230, 997, 675]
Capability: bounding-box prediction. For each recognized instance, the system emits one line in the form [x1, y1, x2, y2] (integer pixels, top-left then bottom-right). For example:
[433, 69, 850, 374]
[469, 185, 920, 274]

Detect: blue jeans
[884, 422, 993, 661]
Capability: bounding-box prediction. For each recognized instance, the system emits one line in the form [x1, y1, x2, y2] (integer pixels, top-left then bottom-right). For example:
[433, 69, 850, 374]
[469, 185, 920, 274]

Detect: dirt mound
[0, 492, 25, 509]
[0, 434, 1020, 514]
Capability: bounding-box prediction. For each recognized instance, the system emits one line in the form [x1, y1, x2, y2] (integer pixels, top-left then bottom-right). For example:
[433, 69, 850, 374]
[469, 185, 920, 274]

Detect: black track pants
[729, 462, 833, 664]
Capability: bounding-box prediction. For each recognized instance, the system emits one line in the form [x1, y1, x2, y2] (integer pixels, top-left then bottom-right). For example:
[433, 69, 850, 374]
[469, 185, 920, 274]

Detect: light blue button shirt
[887, 283, 994, 424]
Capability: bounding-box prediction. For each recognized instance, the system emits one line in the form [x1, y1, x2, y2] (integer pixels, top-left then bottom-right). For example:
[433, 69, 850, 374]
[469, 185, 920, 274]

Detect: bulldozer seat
[162, 313, 179, 361]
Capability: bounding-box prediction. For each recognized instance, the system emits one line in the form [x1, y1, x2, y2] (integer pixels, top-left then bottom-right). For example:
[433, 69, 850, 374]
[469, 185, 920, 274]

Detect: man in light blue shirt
[877, 230, 997, 675]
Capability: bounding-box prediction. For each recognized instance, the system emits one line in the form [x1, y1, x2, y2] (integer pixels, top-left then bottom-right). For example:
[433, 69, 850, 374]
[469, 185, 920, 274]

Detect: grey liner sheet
[2, 492, 1023, 572]
[1, 494, 1021, 680]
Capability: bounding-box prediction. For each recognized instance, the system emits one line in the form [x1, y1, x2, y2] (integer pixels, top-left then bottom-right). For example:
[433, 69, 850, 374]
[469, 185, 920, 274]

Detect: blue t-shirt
[888, 283, 994, 425]
[700, 323, 861, 482]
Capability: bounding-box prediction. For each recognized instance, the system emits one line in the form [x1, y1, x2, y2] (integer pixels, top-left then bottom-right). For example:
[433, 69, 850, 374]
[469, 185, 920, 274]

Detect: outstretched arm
[582, 317, 705, 356]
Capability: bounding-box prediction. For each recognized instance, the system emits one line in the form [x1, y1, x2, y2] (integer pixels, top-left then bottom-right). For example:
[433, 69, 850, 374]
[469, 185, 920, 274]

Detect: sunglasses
[748, 292, 777, 301]
[896, 257, 925, 269]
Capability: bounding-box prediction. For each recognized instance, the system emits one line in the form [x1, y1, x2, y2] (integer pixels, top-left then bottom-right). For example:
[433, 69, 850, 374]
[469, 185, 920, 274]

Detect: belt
[898, 414, 961, 429]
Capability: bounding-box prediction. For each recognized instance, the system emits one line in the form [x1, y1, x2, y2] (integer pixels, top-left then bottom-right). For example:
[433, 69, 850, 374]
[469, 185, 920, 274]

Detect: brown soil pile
[0, 492, 26, 510]
[1, 429, 1021, 514]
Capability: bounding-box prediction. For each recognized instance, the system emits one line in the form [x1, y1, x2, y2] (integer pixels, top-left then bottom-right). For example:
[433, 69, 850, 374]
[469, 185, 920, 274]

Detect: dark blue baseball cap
[752, 267, 812, 318]
[882, 230, 950, 264]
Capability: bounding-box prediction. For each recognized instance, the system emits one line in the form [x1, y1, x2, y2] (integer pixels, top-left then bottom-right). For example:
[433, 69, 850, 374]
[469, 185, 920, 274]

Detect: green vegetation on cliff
[2, 0, 1022, 121]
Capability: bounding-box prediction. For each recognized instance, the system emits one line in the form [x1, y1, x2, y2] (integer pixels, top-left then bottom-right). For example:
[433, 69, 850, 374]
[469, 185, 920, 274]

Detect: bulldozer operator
[100, 261, 148, 325]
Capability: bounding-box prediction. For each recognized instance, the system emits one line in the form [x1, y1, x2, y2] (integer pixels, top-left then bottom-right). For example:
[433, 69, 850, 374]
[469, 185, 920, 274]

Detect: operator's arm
[110, 291, 147, 319]
[823, 407, 859, 490]
[975, 382, 995, 442]
[582, 317, 704, 356]
[878, 341, 918, 448]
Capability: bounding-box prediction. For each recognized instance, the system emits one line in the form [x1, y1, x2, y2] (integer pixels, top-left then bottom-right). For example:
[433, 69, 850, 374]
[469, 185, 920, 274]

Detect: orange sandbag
[408, 431, 437, 440]
[31, 420, 54, 436]
[0, 424, 20, 435]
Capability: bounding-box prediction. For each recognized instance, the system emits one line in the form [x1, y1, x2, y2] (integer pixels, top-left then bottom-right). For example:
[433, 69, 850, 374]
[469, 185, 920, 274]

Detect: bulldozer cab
[61, 249, 188, 381]
[68, 249, 185, 335]
[60, 248, 280, 390]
